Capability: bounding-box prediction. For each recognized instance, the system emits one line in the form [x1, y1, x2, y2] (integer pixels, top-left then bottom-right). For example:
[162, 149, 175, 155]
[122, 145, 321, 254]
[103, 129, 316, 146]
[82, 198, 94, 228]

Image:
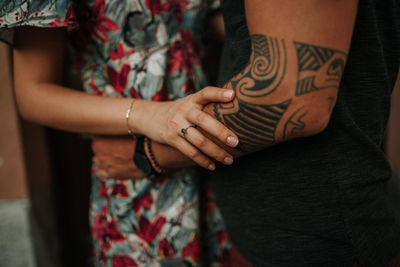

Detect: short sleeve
[0, 0, 77, 45]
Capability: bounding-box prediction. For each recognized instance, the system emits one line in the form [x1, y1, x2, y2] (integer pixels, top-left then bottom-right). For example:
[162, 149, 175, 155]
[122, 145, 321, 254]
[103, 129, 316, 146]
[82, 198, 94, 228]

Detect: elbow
[13, 84, 35, 122]
[15, 96, 29, 120]
[305, 113, 332, 137]
[17, 103, 31, 121]
[279, 103, 334, 143]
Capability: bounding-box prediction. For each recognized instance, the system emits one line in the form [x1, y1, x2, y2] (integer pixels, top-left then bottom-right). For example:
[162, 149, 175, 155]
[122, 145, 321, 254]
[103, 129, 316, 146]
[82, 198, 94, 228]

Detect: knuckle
[199, 89, 207, 98]
[195, 136, 206, 148]
[218, 126, 229, 139]
[176, 105, 186, 114]
[217, 151, 227, 162]
[168, 118, 179, 128]
[186, 94, 195, 102]
[164, 132, 176, 144]
[201, 158, 210, 168]
[203, 86, 211, 92]
[195, 112, 206, 124]
[188, 150, 199, 159]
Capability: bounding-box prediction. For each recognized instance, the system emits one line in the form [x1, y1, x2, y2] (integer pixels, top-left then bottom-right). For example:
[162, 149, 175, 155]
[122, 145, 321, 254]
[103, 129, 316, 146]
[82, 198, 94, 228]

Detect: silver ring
[181, 125, 196, 139]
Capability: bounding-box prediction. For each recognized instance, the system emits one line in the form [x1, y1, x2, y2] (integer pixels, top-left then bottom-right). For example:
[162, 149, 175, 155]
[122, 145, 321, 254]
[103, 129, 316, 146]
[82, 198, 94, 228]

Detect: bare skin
[92, 136, 195, 179]
[94, 0, 358, 179]
[13, 27, 239, 171]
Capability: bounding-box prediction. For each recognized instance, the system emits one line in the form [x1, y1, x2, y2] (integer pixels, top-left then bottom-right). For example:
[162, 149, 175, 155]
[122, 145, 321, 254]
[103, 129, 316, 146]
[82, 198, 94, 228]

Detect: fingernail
[208, 163, 216, 171]
[227, 136, 239, 147]
[224, 157, 233, 165]
[223, 90, 234, 99]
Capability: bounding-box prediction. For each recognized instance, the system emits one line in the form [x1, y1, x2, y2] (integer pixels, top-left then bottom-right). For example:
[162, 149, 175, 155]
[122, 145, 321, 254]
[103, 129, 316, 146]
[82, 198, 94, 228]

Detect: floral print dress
[0, 0, 230, 266]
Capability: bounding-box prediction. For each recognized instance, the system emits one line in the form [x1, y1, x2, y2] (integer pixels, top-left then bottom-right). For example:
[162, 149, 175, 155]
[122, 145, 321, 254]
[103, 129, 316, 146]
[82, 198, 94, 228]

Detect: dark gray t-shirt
[210, 1, 400, 266]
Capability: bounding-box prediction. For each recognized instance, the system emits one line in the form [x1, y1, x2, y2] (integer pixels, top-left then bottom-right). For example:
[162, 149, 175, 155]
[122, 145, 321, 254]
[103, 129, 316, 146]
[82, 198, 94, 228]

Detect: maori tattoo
[283, 106, 307, 141]
[215, 99, 291, 151]
[231, 35, 286, 97]
[327, 97, 336, 112]
[214, 34, 347, 152]
[295, 42, 347, 96]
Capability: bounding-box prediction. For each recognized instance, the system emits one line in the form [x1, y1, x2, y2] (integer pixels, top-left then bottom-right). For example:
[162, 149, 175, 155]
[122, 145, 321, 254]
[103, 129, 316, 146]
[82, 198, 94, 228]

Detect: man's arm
[203, 0, 358, 155]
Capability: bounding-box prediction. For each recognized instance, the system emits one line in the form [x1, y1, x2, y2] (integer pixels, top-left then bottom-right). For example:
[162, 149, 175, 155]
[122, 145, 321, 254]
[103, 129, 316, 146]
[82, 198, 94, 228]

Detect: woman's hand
[131, 87, 239, 170]
[92, 136, 145, 180]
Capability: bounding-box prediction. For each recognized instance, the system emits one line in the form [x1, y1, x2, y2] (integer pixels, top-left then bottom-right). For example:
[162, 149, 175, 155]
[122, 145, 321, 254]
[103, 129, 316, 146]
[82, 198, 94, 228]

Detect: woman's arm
[13, 26, 237, 169]
[13, 27, 141, 135]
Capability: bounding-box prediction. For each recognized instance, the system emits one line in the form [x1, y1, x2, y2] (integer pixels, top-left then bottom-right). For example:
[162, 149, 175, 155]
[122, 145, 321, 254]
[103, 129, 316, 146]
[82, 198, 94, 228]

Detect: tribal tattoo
[327, 97, 336, 112]
[215, 98, 291, 151]
[282, 106, 307, 141]
[295, 42, 347, 96]
[214, 34, 347, 152]
[230, 35, 287, 97]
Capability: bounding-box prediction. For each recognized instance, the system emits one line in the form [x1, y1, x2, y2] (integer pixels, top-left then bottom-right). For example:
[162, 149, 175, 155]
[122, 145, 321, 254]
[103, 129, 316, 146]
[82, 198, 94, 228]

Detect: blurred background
[0, 40, 399, 267]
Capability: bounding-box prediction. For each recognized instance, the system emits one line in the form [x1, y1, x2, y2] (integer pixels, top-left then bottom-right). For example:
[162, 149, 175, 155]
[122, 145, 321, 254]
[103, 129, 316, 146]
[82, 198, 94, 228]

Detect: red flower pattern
[158, 238, 174, 258]
[130, 86, 140, 99]
[181, 78, 196, 95]
[91, 0, 120, 42]
[49, 4, 76, 27]
[111, 183, 129, 198]
[110, 43, 135, 60]
[98, 180, 109, 201]
[137, 216, 166, 243]
[132, 192, 154, 213]
[167, 30, 201, 76]
[162, 0, 189, 23]
[217, 231, 230, 246]
[89, 76, 104, 96]
[146, 0, 162, 15]
[182, 236, 201, 263]
[92, 206, 126, 250]
[152, 86, 170, 101]
[112, 255, 138, 267]
[98, 251, 107, 265]
[106, 64, 131, 93]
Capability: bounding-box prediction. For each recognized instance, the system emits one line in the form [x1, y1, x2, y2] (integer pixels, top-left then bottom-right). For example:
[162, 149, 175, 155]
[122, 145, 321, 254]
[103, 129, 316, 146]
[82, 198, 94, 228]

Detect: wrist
[151, 141, 195, 169]
[133, 136, 159, 177]
[144, 137, 168, 174]
[127, 99, 151, 135]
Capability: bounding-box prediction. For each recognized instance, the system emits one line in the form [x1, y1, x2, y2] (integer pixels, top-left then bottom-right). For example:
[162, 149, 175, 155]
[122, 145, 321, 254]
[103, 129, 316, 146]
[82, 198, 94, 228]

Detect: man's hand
[92, 136, 145, 180]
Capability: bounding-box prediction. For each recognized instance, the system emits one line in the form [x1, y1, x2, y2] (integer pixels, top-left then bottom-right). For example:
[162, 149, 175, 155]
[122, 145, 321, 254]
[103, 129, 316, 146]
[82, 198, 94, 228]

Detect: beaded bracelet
[144, 137, 168, 175]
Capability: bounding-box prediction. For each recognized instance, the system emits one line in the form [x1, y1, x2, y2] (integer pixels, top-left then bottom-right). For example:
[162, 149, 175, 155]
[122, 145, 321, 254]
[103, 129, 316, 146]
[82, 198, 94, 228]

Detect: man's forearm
[205, 34, 348, 155]
[201, 0, 358, 157]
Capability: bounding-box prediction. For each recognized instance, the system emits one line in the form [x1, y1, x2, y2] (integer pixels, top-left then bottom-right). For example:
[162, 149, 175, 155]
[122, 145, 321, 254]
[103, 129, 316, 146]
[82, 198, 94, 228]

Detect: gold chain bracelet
[125, 99, 136, 136]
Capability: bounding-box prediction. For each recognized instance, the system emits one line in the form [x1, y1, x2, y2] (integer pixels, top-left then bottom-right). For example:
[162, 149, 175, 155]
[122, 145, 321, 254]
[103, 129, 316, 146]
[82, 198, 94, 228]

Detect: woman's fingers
[182, 126, 234, 165]
[170, 138, 216, 170]
[186, 109, 239, 148]
[192, 86, 235, 105]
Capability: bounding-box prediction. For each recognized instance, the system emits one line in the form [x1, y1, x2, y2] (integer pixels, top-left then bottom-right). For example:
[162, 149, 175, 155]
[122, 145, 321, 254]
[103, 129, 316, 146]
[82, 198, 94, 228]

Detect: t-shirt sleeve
[0, 0, 77, 45]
